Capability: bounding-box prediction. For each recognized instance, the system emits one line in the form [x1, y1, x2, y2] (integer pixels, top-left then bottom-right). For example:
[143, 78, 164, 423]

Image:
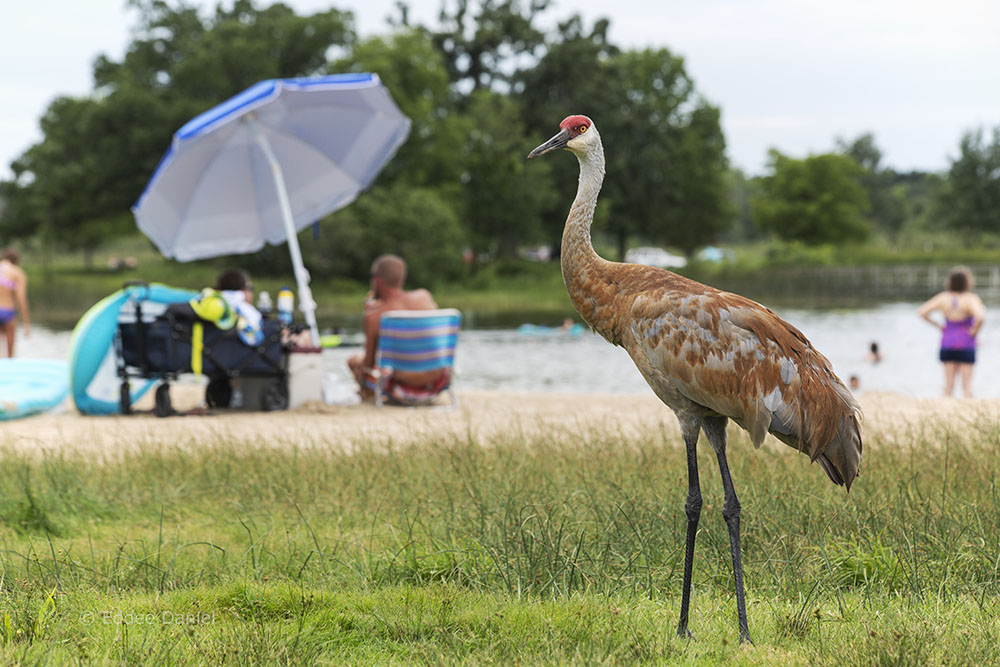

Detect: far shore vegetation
[22, 231, 1000, 330]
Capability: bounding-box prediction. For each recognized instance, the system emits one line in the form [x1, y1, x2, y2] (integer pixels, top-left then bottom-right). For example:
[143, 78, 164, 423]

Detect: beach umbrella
[132, 73, 411, 345]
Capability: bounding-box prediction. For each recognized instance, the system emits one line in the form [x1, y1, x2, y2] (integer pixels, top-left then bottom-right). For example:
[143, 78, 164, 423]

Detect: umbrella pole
[252, 124, 321, 347]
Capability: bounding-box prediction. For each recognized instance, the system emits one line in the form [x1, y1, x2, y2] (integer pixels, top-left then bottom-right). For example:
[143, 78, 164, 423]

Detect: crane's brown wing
[627, 290, 862, 487]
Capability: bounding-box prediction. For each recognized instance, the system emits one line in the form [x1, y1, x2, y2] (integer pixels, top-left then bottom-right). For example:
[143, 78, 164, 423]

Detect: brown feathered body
[557, 122, 862, 489]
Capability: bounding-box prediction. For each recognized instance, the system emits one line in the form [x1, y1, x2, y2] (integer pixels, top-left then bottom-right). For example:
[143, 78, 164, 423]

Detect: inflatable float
[516, 323, 585, 337]
[69, 283, 196, 415]
[0, 358, 70, 420]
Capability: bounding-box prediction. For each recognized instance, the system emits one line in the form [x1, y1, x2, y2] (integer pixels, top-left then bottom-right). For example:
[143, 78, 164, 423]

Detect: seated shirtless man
[348, 255, 441, 400]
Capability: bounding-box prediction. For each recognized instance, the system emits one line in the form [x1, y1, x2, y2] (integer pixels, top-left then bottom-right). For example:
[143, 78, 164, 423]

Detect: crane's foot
[676, 626, 694, 640]
[739, 630, 754, 646]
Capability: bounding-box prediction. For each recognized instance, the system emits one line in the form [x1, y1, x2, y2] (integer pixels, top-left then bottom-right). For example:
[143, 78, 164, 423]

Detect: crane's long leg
[703, 416, 753, 645]
[676, 415, 702, 638]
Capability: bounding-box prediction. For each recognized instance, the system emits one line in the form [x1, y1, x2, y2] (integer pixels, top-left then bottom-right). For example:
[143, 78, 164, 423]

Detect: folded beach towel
[365, 369, 452, 406]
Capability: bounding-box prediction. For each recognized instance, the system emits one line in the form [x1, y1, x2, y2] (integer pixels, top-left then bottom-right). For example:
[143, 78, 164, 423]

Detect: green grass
[1, 417, 1000, 663]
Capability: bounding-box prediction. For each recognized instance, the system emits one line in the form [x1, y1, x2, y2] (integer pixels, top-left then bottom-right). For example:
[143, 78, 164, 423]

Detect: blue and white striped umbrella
[132, 73, 411, 344]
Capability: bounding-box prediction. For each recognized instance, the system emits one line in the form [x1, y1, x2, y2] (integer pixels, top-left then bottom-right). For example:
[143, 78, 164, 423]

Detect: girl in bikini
[0, 247, 30, 357]
[918, 266, 986, 398]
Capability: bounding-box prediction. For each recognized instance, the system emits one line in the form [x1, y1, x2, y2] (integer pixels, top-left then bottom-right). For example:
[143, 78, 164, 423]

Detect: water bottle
[256, 290, 273, 317]
[231, 382, 244, 409]
[277, 286, 294, 325]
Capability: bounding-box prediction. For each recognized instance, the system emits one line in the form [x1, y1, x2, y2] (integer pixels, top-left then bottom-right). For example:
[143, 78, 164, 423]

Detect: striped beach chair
[373, 309, 462, 407]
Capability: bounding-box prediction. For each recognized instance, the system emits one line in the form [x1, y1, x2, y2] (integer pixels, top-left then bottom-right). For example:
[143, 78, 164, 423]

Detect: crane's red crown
[559, 115, 592, 136]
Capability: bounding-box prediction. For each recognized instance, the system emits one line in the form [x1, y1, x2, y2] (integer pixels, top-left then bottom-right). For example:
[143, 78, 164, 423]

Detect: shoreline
[3, 389, 1000, 459]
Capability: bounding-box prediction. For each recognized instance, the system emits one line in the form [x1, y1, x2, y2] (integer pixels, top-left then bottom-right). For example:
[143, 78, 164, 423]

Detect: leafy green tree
[516, 16, 618, 253]
[305, 184, 468, 287]
[515, 15, 618, 128]
[337, 29, 555, 261]
[937, 126, 1000, 235]
[430, 0, 551, 93]
[895, 171, 945, 235]
[1, 0, 735, 278]
[657, 102, 732, 256]
[723, 168, 764, 243]
[457, 90, 557, 257]
[752, 150, 871, 245]
[611, 50, 731, 258]
[0, 0, 353, 261]
[0, 94, 165, 265]
[330, 29, 465, 195]
[99, 0, 352, 108]
[837, 133, 905, 238]
[519, 31, 731, 259]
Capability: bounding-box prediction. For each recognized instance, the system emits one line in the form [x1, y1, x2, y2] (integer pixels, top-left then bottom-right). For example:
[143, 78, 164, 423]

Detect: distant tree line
[745, 130, 1000, 250]
[1, 0, 998, 286]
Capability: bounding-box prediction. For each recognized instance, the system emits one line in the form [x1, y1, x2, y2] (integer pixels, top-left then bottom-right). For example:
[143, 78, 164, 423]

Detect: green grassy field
[1, 417, 999, 664]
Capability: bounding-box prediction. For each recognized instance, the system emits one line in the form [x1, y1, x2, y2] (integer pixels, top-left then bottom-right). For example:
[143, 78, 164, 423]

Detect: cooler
[288, 347, 323, 408]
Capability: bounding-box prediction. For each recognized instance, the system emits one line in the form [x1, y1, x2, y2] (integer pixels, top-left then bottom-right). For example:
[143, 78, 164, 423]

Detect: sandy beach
[2, 388, 999, 459]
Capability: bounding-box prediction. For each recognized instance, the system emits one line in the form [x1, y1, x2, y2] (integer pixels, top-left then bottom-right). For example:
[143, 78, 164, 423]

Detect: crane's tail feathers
[815, 412, 863, 492]
[769, 380, 863, 491]
[817, 453, 844, 486]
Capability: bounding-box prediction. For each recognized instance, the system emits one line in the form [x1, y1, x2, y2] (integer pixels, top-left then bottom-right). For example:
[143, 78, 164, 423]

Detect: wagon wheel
[120, 381, 132, 415]
[205, 377, 232, 408]
[261, 379, 289, 412]
[154, 383, 173, 418]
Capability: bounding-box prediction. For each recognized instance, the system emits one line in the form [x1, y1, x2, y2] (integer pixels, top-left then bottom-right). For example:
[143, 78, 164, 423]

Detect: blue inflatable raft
[516, 323, 585, 337]
[0, 358, 70, 420]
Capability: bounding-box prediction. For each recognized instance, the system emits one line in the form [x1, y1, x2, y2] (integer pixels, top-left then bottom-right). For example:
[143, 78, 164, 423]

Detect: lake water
[13, 301, 997, 400]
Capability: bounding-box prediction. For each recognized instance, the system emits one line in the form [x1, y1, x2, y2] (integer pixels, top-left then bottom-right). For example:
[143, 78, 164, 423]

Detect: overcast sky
[2, 0, 998, 181]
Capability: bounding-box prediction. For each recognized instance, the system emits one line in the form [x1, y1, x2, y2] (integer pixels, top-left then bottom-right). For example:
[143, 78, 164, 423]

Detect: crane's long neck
[560, 133, 618, 335]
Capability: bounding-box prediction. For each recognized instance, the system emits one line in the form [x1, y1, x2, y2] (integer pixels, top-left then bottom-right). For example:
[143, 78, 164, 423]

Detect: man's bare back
[370, 288, 437, 316]
[348, 256, 443, 398]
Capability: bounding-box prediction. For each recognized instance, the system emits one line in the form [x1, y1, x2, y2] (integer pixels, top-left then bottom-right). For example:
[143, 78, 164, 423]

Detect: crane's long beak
[527, 128, 571, 159]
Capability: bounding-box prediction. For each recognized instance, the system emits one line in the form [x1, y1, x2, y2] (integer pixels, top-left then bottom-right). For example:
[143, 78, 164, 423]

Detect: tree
[337, 28, 555, 260]
[1, 1, 734, 278]
[752, 150, 871, 245]
[98, 0, 352, 107]
[430, 0, 551, 93]
[894, 170, 944, 235]
[0, 94, 163, 264]
[330, 29, 465, 194]
[305, 184, 468, 287]
[723, 168, 765, 243]
[655, 101, 732, 256]
[937, 126, 1000, 235]
[516, 16, 618, 253]
[837, 133, 882, 172]
[456, 90, 557, 257]
[837, 133, 905, 238]
[518, 16, 734, 258]
[520, 34, 731, 259]
[0, 0, 353, 260]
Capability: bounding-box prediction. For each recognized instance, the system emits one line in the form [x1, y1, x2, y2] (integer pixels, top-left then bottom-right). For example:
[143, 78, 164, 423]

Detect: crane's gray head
[527, 115, 596, 159]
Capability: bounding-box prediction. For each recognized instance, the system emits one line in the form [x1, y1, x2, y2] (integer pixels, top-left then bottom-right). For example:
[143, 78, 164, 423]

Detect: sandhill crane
[527, 115, 862, 645]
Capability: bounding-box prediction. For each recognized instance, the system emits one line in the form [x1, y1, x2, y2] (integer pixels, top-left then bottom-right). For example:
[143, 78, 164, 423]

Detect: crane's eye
[578, 125, 588, 133]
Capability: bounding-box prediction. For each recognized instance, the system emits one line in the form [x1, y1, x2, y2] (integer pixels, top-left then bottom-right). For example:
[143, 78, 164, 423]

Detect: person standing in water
[0, 248, 30, 357]
[918, 265, 986, 398]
